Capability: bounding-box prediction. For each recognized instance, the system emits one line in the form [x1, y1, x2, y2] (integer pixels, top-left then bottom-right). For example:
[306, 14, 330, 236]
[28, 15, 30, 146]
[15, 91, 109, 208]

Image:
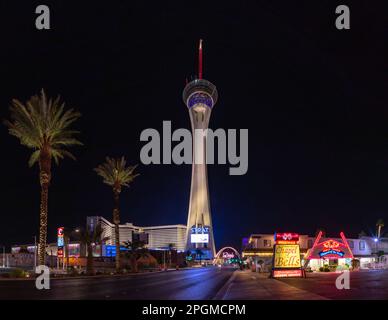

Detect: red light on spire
[198, 39, 203, 79]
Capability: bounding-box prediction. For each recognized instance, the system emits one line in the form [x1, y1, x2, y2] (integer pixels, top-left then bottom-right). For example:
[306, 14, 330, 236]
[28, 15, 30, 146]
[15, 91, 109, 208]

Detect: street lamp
[374, 238, 379, 264]
[1, 246, 5, 268]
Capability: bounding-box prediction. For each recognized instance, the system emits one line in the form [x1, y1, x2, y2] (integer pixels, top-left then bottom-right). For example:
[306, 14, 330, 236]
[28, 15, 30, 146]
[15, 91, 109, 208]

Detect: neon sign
[191, 226, 209, 234]
[57, 227, 64, 258]
[319, 249, 344, 257]
[318, 239, 345, 257]
[305, 232, 354, 261]
[222, 252, 235, 259]
[275, 233, 299, 244]
[272, 232, 302, 278]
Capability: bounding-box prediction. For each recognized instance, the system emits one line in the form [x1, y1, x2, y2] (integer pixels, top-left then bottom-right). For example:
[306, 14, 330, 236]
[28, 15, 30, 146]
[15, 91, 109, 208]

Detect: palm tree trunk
[38, 148, 51, 266]
[87, 244, 94, 275]
[113, 190, 121, 272]
[131, 253, 138, 273]
[38, 185, 48, 266]
[65, 236, 70, 270]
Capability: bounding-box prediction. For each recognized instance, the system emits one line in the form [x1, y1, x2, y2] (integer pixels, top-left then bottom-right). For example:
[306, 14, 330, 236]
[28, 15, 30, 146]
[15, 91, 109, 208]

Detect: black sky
[0, 1, 387, 250]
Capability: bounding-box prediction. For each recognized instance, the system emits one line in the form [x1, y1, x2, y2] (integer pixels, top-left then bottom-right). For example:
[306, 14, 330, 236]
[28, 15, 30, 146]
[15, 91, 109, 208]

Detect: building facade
[87, 216, 187, 252]
[242, 233, 388, 271]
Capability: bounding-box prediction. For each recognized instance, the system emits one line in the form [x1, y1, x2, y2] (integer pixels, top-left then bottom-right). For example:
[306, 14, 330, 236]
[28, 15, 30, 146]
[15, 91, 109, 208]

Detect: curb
[212, 270, 237, 300]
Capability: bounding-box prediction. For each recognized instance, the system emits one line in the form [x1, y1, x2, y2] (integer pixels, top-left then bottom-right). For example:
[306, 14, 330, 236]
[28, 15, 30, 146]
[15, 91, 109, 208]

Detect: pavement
[279, 269, 388, 299]
[218, 269, 388, 300]
[215, 270, 327, 300]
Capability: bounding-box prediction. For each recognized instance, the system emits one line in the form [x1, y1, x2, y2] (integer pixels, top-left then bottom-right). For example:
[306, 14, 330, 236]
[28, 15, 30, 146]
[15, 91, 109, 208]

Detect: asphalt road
[279, 269, 388, 299]
[0, 267, 235, 300]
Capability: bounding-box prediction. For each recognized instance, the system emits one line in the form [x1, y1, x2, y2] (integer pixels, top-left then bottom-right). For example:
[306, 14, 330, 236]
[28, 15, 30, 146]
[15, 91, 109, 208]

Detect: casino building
[242, 232, 388, 272]
[12, 216, 187, 260]
[87, 216, 187, 252]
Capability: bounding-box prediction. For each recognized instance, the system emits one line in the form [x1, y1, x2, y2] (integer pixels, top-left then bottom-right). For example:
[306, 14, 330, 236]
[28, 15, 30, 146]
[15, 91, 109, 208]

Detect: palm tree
[167, 243, 175, 267]
[63, 228, 71, 270]
[195, 248, 204, 264]
[376, 219, 385, 239]
[4, 89, 82, 265]
[124, 240, 147, 273]
[78, 225, 104, 275]
[359, 230, 367, 238]
[94, 157, 138, 272]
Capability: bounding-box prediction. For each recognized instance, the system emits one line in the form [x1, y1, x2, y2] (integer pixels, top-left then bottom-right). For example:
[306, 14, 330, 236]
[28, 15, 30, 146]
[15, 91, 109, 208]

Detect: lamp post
[374, 238, 379, 263]
[2, 246, 5, 268]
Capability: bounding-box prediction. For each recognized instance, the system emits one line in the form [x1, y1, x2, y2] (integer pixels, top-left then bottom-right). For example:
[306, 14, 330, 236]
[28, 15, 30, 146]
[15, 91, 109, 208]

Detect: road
[0, 267, 235, 300]
[2, 268, 388, 300]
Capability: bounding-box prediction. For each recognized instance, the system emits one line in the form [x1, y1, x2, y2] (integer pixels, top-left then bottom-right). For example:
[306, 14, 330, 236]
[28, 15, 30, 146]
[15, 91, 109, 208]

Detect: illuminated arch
[214, 247, 241, 262]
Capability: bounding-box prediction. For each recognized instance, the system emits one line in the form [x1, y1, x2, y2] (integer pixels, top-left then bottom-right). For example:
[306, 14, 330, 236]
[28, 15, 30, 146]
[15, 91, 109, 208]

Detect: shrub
[10, 268, 26, 278]
[319, 267, 324, 272]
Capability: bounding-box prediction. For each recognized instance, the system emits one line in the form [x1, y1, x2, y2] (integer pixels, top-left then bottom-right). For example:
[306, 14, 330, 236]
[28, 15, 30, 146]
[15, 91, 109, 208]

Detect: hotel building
[87, 216, 187, 252]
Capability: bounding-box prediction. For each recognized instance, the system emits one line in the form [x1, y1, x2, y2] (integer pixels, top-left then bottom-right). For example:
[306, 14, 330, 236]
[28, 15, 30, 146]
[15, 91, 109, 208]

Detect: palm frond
[94, 156, 139, 188]
[4, 89, 82, 167]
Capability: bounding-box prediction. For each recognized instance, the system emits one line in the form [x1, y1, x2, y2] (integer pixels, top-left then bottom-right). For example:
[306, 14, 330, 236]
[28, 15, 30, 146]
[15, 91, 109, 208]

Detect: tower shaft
[185, 107, 216, 258]
[182, 41, 218, 261]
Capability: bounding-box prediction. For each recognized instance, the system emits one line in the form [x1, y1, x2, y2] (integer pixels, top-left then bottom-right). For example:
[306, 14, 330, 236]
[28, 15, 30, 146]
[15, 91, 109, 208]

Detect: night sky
[0, 1, 387, 250]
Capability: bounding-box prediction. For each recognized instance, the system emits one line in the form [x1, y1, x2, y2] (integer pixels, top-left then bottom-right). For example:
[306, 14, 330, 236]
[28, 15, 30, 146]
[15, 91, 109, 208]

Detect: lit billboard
[273, 244, 301, 268]
[191, 233, 209, 243]
[272, 231, 303, 278]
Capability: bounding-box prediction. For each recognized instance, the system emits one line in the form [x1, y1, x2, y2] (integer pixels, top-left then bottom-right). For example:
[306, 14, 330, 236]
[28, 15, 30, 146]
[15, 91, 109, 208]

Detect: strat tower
[182, 40, 218, 260]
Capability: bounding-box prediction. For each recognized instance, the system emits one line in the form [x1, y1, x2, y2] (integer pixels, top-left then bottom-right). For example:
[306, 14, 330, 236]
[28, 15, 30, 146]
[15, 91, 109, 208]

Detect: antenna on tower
[198, 39, 203, 79]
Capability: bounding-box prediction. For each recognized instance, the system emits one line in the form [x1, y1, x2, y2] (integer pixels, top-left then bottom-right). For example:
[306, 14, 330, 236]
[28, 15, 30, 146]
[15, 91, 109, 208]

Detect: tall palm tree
[124, 239, 147, 273]
[94, 157, 138, 272]
[77, 225, 104, 275]
[4, 89, 82, 265]
[195, 248, 204, 264]
[376, 219, 385, 239]
[167, 243, 175, 267]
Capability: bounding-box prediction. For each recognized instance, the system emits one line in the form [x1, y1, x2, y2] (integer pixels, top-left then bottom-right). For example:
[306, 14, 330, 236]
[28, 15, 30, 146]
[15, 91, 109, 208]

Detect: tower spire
[198, 39, 203, 79]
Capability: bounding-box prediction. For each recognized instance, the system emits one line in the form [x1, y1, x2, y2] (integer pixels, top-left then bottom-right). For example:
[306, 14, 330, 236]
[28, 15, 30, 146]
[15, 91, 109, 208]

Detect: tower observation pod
[183, 40, 218, 260]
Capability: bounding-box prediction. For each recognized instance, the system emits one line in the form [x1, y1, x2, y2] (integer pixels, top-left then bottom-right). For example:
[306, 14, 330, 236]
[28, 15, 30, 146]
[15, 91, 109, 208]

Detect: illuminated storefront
[304, 231, 354, 271]
[242, 232, 388, 271]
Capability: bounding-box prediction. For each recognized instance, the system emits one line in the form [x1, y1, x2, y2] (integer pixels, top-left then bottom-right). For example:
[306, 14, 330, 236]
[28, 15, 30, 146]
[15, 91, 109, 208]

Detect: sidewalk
[215, 270, 327, 300]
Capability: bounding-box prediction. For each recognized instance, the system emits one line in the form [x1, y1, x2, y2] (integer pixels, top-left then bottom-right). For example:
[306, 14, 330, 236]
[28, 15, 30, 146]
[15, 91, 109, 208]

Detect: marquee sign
[305, 231, 354, 261]
[274, 244, 301, 268]
[272, 232, 302, 278]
